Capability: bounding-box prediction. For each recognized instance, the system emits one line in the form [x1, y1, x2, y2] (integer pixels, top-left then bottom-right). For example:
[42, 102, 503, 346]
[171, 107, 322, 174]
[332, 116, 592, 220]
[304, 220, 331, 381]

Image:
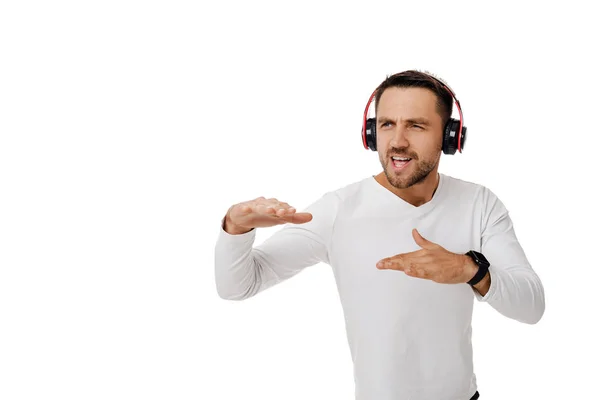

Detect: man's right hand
[223, 196, 313, 235]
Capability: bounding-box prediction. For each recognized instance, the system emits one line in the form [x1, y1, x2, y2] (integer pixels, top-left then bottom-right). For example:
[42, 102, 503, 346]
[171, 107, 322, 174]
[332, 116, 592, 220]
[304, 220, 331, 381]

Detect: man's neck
[375, 169, 440, 207]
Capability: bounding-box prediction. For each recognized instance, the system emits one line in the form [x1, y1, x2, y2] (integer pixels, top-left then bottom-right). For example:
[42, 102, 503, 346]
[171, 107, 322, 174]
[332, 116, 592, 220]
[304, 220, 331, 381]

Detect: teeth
[392, 156, 410, 161]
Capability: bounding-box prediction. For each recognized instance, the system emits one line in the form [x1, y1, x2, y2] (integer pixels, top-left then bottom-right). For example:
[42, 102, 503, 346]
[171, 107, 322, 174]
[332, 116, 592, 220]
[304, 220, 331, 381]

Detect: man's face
[376, 87, 444, 189]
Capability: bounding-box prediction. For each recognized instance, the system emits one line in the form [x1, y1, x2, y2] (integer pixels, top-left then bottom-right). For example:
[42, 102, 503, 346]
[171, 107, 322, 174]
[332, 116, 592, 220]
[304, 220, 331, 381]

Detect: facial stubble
[379, 150, 440, 189]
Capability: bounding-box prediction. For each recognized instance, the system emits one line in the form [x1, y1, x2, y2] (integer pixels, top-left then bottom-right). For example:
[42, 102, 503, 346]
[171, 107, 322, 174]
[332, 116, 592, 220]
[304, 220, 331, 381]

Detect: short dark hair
[374, 70, 454, 128]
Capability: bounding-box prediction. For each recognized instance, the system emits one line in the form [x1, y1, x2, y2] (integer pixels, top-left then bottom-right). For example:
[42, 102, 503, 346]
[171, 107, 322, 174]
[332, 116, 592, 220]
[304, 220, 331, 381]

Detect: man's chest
[327, 208, 482, 305]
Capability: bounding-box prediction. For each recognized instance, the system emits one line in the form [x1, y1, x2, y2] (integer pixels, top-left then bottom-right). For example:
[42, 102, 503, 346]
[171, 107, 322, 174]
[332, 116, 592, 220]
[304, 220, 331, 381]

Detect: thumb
[286, 212, 313, 224]
[412, 228, 436, 249]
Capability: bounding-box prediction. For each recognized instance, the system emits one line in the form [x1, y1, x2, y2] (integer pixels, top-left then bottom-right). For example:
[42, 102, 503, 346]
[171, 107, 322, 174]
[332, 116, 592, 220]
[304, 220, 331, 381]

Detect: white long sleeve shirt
[214, 172, 545, 400]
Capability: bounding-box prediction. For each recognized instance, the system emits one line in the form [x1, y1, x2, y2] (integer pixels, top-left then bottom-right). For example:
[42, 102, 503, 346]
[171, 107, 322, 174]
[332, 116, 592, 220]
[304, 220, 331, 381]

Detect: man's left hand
[376, 228, 477, 284]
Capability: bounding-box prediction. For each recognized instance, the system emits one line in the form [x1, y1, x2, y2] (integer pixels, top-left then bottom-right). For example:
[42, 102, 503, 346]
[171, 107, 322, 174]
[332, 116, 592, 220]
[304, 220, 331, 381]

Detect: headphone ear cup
[460, 126, 467, 151]
[366, 118, 377, 151]
[442, 118, 460, 155]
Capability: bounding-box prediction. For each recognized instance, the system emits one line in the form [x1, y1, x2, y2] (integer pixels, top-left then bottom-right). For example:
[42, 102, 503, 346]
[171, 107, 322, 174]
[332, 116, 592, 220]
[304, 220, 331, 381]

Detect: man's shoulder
[302, 176, 372, 213]
[443, 173, 488, 192]
[442, 173, 503, 206]
[325, 175, 373, 200]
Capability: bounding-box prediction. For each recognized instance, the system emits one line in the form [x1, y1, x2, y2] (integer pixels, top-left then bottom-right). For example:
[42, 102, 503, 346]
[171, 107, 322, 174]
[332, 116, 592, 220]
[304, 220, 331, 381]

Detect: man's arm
[472, 188, 545, 324]
[214, 192, 339, 301]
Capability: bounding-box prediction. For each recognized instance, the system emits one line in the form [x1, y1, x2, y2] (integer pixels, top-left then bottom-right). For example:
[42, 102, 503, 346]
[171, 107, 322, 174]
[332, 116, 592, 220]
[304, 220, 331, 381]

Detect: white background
[1, 1, 599, 399]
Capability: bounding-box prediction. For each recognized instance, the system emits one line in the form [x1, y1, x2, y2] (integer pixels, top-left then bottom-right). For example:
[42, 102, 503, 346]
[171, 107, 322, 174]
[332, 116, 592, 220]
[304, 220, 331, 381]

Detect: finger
[252, 203, 278, 215]
[282, 212, 312, 224]
[406, 266, 429, 279]
[412, 228, 438, 250]
[376, 257, 407, 271]
[376, 249, 426, 268]
[264, 198, 287, 208]
[255, 198, 296, 215]
[247, 198, 306, 222]
[264, 205, 278, 215]
[279, 202, 297, 214]
[396, 249, 428, 258]
[274, 204, 296, 217]
[269, 207, 298, 218]
[403, 262, 423, 277]
[400, 252, 433, 264]
[407, 262, 444, 282]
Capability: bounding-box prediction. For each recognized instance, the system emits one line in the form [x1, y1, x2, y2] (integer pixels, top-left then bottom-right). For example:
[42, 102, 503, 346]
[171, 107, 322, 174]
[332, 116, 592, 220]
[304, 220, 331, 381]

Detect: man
[214, 70, 545, 400]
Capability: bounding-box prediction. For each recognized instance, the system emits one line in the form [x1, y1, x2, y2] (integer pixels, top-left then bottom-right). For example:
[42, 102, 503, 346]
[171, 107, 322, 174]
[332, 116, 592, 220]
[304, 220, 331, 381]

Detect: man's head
[373, 70, 453, 189]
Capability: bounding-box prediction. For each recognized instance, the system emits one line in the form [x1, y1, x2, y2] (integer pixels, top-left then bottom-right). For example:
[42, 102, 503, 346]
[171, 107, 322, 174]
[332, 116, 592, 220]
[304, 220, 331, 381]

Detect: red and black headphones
[361, 72, 467, 155]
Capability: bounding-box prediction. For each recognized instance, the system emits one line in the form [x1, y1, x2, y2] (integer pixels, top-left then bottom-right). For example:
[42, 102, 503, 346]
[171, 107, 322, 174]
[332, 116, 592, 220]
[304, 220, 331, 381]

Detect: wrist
[223, 213, 253, 235]
[462, 254, 479, 283]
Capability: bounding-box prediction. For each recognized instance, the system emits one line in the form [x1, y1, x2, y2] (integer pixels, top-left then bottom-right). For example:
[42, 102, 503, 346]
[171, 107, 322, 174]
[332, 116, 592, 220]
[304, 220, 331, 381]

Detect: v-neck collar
[367, 172, 447, 215]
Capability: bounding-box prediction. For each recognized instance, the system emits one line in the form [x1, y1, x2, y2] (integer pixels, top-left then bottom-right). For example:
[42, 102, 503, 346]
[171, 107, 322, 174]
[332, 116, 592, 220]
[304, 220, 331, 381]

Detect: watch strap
[467, 263, 488, 286]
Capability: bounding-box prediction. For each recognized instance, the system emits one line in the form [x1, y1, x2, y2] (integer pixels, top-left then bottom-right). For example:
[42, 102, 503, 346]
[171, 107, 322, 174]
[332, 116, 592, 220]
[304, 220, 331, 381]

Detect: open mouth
[391, 156, 412, 170]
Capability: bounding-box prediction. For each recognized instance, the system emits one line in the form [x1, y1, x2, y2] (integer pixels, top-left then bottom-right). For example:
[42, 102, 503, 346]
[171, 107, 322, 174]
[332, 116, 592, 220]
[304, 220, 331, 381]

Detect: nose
[389, 126, 409, 148]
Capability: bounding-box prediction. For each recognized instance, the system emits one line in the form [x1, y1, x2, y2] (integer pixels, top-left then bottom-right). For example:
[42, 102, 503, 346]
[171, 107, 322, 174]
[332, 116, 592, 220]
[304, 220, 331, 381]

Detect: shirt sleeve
[472, 187, 546, 324]
[213, 191, 340, 300]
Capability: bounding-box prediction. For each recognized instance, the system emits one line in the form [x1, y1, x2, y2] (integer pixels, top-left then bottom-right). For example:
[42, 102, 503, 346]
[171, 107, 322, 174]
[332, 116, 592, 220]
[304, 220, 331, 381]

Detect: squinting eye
[413, 125, 424, 130]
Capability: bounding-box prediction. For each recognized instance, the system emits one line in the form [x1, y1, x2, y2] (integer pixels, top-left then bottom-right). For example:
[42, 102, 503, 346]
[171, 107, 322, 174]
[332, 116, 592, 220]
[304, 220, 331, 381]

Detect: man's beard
[380, 151, 438, 189]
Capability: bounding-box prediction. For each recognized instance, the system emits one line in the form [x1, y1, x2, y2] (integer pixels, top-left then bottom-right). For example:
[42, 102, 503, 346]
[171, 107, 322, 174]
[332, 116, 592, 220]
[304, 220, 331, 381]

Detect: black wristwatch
[465, 250, 490, 286]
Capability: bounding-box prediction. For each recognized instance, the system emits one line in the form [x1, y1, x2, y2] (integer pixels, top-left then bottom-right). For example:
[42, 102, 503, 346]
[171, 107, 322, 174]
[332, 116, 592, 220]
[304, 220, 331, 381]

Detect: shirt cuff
[218, 216, 256, 243]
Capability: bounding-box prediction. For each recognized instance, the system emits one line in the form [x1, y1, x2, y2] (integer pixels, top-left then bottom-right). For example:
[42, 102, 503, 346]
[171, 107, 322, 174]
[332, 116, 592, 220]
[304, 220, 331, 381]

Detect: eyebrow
[376, 117, 431, 126]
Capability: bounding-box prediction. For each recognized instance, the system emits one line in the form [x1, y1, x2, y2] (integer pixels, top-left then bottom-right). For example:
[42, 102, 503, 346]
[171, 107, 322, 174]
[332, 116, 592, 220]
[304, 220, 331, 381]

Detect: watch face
[470, 251, 490, 267]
